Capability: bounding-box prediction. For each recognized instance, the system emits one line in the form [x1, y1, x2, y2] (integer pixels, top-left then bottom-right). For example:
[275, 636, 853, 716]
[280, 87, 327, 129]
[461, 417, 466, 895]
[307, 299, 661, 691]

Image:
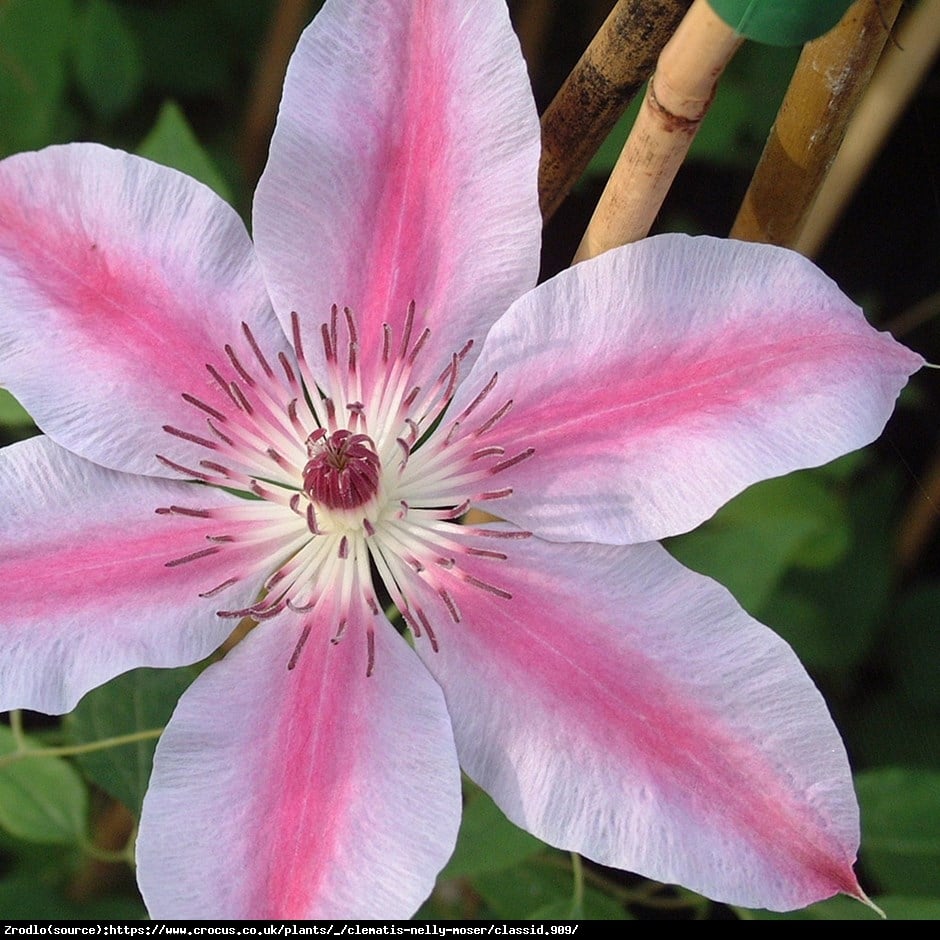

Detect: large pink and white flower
[0, 0, 922, 921]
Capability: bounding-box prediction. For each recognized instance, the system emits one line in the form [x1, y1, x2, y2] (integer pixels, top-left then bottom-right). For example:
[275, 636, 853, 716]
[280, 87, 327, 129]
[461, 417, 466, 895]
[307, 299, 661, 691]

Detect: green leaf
[846, 692, 940, 771]
[441, 787, 545, 879]
[666, 470, 849, 612]
[707, 0, 854, 46]
[771, 468, 898, 673]
[0, 389, 33, 428]
[0, 727, 88, 845]
[0, 0, 74, 157]
[72, 0, 142, 121]
[137, 101, 233, 204]
[0, 875, 76, 919]
[885, 583, 940, 709]
[63, 665, 197, 816]
[0, 873, 146, 920]
[856, 768, 940, 896]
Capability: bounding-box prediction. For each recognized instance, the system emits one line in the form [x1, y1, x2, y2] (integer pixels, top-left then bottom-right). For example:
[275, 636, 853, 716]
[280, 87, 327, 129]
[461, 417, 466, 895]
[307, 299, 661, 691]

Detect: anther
[416, 606, 438, 652]
[199, 578, 238, 598]
[475, 400, 513, 436]
[182, 392, 227, 422]
[165, 546, 221, 568]
[287, 622, 312, 671]
[439, 588, 461, 623]
[156, 455, 213, 483]
[491, 447, 536, 474]
[408, 327, 431, 365]
[366, 627, 376, 677]
[156, 505, 213, 518]
[224, 344, 255, 387]
[242, 322, 274, 378]
[399, 301, 415, 360]
[455, 373, 498, 424]
[331, 618, 348, 643]
[290, 311, 305, 363]
[462, 575, 512, 599]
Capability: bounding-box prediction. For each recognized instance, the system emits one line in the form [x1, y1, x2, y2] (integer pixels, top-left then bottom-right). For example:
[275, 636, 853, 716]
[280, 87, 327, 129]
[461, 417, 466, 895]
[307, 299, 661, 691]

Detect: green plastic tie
[707, 0, 856, 45]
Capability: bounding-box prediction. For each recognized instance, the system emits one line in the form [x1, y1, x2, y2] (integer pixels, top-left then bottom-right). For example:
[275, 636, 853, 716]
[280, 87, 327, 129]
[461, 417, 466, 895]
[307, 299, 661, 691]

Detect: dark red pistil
[303, 429, 381, 510]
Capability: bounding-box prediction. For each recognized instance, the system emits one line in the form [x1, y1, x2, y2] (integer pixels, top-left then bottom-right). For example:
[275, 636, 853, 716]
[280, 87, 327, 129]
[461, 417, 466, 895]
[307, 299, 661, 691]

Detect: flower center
[303, 428, 381, 511]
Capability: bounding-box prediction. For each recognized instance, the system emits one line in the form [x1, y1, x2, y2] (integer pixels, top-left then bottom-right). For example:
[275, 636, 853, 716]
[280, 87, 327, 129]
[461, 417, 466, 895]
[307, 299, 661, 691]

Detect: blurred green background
[1, 0, 938, 921]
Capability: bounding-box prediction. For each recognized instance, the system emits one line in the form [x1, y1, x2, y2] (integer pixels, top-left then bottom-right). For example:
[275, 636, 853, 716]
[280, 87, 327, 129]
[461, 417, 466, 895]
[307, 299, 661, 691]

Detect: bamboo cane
[538, 0, 692, 224]
[573, 0, 742, 263]
[795, 0, 940, 257]
[729, 0, 903, 247]
[238, 0, 314, 185]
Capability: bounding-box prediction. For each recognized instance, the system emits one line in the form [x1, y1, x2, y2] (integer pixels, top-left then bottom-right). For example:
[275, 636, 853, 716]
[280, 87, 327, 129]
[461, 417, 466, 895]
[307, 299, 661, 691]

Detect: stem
[569, 852, 584, 915]
[573, 0, 742, 262]
[730, 0, 903, 247]
[794, 0, 940, 256]
[8, 709, 27, 750]
[0, 727, 163, 769]
[538, 0, 692, 223]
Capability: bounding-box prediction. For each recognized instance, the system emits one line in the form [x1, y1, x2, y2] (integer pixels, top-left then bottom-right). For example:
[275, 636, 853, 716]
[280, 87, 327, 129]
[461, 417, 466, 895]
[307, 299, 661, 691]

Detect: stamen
[462, 575, 512, 599]
[165, 546, 221, 568]
[199, 578, 238, 598]
[229, 382, 254, 415]
[439, 588, 461, 623]
[408, 327, 431, 365]
[321, 321, 334, 363]
[331, 618, 347, 644]
[155, 505, 213, 518]
[278, 353, 296, 386]
[224, 344, 255, 387]
[206, 420, 235, 447]
[438, 499, 471, 520]
[472, 446, 505, 461]
[156, 455, 213, 483]
[399, 300, 415, 361]
[466, 547, 508, 560]
[182, 392, 227, 422]
[205, 364, 241, 408]
[416, 606, 439, 652]
[491, 447, 536, 474]
[478, 487, 513, 501]
[466, 527, 532, 539]
[382, 323, 392, 363]
[163, 424, 219, 450]
[290, 311, 305, 362]
[454, 373, 498, 424]
[366, 627, 376, 677]
[475, 399, 513, 436]
[242, 322, 274, 378]
[287, 622, 312, 670]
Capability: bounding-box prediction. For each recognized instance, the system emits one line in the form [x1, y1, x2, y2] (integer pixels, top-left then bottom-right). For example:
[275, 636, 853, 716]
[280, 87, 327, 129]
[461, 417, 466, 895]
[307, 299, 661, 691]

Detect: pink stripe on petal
[455, 234, 923, 544]
[253, 0, 541, 392]
[138, 607, 460, 919]
[0, 437, 268, 714]
[409, 532, 863, 911]
[0, 144, 284, 477]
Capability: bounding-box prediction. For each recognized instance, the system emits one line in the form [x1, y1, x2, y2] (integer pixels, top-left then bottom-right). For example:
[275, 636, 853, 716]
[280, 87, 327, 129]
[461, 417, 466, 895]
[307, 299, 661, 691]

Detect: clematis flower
[0, 0, 923, 921]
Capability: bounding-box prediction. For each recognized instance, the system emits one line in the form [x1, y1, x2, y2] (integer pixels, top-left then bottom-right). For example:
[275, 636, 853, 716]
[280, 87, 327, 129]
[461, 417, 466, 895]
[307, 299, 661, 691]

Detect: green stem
[569, 852, 585, 916]
[8, 709, 27, 750]
[0, 727, 163, 769]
